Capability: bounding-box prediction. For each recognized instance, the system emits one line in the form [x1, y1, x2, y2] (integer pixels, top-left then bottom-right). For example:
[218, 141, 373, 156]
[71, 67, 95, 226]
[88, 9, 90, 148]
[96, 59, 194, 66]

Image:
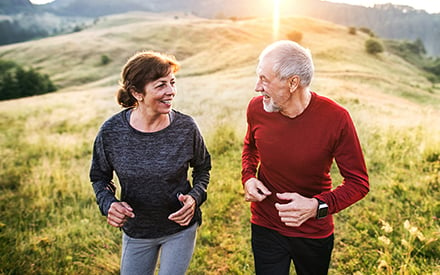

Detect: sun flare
[273, 0, 281, 40]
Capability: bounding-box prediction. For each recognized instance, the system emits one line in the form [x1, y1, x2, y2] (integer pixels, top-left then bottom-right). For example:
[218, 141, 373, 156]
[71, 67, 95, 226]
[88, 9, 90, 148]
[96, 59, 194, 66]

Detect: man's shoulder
[312, 92, 348, 114]
[249, 95, 263, 104]
[247, 96, 263, 110]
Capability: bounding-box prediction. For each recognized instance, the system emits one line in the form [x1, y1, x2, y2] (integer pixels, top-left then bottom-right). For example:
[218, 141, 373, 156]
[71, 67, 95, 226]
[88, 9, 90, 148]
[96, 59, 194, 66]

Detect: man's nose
[255, 79, 263, 93]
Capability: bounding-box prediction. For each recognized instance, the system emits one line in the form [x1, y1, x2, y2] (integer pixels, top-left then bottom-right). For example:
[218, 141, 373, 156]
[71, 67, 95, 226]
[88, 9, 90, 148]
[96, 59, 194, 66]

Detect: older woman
[90, 51, 211, 275]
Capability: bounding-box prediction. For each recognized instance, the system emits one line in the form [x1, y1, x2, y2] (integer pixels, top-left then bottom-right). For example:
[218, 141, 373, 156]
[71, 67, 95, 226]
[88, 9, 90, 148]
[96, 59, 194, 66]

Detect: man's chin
[263, 101, 280, 113]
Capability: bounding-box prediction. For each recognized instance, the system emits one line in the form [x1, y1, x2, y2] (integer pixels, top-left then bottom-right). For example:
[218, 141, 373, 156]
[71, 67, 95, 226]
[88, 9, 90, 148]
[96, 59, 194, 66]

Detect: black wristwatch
[315, 199, 328, 219]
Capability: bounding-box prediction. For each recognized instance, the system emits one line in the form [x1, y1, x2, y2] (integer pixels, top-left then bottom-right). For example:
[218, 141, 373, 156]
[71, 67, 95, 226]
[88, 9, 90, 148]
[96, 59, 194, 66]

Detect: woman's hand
[168, 194, 196, 226]
[107, 201, 135, 228]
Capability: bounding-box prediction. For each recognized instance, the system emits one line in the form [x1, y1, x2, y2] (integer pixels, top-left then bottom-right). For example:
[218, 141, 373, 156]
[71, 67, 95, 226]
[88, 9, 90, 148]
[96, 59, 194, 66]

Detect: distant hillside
[1, 0, 440, 56]
[290, 2, 440, 57]
[0, 11, 437, 115]
[0, 0, 33, 13]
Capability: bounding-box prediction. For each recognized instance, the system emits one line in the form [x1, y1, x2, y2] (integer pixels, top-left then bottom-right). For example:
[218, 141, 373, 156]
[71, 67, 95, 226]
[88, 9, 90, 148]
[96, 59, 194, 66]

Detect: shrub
[359, 27, 375, 37]
[73, 25, 83, 32]
[287, 30, 303, 43]
[424, 58, 440, 80]
[348, 27, 356, 35]
[100, 54, 111, 65]
[208, 124, 241, 156]
[365, 39, 384, 54]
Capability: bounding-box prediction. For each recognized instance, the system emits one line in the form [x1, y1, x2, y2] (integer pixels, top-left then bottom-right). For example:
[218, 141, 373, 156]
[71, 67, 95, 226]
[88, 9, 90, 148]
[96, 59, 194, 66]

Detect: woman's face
[140, 71, 176, 115]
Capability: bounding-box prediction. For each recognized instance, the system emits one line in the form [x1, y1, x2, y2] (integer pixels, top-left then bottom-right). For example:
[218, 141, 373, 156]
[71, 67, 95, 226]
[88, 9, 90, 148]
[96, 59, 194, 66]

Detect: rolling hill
[0, 11, 438, 129]
[3, 0, 440, 56]
[0, 12, 439, 274]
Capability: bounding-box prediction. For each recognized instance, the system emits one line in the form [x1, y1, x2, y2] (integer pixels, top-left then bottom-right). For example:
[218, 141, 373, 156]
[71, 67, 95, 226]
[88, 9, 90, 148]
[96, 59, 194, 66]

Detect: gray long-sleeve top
[90, 109, 211, 238]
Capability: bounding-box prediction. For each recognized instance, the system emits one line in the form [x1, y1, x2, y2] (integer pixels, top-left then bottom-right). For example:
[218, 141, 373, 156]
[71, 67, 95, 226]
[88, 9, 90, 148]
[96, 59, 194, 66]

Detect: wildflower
[379, 219, 393, 233]
[379, 235, 391, 246]
[404, 220, 424, 240]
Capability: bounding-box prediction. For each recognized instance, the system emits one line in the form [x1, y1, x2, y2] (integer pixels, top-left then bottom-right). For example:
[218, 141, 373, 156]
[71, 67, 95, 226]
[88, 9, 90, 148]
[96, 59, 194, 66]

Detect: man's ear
[289, 76, 300, 92]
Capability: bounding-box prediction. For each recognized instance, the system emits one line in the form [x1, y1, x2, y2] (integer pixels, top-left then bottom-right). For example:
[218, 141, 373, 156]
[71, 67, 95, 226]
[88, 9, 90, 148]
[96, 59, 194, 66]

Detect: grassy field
[0, 12, 439, 274]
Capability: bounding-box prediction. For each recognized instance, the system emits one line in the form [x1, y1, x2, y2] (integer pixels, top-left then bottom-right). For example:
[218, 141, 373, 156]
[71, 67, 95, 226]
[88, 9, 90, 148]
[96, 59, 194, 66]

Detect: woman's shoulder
[171, 110, 203, 134]
[99, 109, 129, 131]
[172, 109, 196, 124]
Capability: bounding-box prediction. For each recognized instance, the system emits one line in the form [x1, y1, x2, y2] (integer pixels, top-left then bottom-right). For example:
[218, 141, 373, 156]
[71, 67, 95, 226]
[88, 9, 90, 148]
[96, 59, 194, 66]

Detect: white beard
[263, 98, 281, 113]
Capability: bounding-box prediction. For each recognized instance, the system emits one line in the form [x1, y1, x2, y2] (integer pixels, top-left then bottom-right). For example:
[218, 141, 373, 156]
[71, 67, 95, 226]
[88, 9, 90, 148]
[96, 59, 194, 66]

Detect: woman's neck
[130, 108, 170, 132]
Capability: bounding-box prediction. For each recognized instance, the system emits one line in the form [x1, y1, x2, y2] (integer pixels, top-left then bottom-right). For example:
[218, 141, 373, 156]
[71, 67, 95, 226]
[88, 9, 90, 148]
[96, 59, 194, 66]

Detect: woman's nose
[166, 85, 176, 95]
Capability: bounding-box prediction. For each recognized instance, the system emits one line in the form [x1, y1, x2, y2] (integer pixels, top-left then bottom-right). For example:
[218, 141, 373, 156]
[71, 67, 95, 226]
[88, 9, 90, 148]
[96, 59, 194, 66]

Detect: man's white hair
[259, 40, 314, 87]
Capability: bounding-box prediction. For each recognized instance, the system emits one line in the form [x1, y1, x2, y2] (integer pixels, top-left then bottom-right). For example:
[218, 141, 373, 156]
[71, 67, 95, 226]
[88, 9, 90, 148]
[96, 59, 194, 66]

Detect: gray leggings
[120, 223, 198, 275]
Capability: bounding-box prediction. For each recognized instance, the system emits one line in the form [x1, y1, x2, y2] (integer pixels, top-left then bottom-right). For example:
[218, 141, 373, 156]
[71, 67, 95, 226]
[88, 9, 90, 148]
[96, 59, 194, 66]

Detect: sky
[29, 0, 440, 14]
[29, 0, 55, 4]
[324, 0, 440, 14]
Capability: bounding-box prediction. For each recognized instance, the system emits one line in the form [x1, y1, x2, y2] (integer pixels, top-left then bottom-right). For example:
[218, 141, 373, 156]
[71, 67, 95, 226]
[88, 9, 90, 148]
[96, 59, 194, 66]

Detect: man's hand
[244, 178, 272, 202]
[275, 193, 318, 227]
[107, 201, 135, 228]
[168, 194, 196, 226]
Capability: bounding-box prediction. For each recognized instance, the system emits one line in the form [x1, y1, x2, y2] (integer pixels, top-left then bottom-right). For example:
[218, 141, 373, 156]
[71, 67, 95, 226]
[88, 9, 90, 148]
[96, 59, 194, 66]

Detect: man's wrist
[315, 198, 329, 219]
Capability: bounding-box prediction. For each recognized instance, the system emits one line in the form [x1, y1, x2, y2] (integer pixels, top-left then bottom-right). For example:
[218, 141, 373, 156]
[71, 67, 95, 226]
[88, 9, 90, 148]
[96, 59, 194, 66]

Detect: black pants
[251, 223, 334, 275]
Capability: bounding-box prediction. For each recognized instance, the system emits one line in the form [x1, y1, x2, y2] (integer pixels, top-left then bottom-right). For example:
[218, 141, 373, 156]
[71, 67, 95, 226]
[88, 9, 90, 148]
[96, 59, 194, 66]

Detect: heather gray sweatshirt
[90, 109, 211, 238]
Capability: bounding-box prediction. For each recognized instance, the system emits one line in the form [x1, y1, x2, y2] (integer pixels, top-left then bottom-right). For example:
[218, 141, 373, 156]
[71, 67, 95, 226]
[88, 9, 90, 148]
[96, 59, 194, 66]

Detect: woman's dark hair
[116, 51, 180, 108]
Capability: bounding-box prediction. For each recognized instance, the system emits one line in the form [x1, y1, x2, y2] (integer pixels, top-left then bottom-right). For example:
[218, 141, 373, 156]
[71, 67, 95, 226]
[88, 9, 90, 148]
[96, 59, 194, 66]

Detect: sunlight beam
[273, 0, 281, 41]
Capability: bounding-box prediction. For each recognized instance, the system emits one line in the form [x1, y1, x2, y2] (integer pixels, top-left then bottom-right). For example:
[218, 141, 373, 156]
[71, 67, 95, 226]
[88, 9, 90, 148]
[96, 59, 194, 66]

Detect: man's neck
[280, 88, 312, 118]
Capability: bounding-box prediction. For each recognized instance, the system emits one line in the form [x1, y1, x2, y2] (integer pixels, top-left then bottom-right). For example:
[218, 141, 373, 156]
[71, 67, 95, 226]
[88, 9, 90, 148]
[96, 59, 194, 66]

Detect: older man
[241, 40, 369, 275]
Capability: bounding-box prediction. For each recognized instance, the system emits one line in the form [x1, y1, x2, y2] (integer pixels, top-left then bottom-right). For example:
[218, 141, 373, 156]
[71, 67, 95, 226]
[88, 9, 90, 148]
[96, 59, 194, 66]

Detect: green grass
[1, 12, 440, 275]
[1, 109, 438, 274]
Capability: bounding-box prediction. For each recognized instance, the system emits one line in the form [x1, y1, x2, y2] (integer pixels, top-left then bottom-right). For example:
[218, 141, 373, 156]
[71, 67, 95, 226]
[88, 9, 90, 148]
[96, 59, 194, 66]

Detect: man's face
[255, 55, 291, 113]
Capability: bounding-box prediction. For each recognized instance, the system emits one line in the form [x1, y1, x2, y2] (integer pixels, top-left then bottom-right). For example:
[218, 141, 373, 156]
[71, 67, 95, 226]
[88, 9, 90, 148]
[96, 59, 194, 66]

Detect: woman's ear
[130, 89, 144, 102]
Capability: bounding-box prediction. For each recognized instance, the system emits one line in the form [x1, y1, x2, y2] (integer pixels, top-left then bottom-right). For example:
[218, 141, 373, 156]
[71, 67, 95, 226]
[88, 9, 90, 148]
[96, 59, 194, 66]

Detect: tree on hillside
[384, 38, 439, 82]
[365, 39, 384, 54]
[0, 19, 49, 46]
[0, 60, 56, 100]
[424, 59, 440, 82]
[0, 59, 16, 72]
[0, 72, 18, 100]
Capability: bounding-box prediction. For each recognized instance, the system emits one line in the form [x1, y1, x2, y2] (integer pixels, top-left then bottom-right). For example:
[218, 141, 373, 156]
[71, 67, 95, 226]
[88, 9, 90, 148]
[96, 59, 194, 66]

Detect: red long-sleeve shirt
[242, 93, 369, 238]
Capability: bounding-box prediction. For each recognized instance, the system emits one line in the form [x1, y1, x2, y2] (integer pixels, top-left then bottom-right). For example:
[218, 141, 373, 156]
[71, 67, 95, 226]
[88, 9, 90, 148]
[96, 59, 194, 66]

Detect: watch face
[318, 207, 328, 218]
[317, 203, 328, 219]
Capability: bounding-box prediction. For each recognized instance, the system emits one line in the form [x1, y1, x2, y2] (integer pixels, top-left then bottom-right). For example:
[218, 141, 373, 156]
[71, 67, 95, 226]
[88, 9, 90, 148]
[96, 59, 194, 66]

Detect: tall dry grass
[0, 12, 439, 274]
